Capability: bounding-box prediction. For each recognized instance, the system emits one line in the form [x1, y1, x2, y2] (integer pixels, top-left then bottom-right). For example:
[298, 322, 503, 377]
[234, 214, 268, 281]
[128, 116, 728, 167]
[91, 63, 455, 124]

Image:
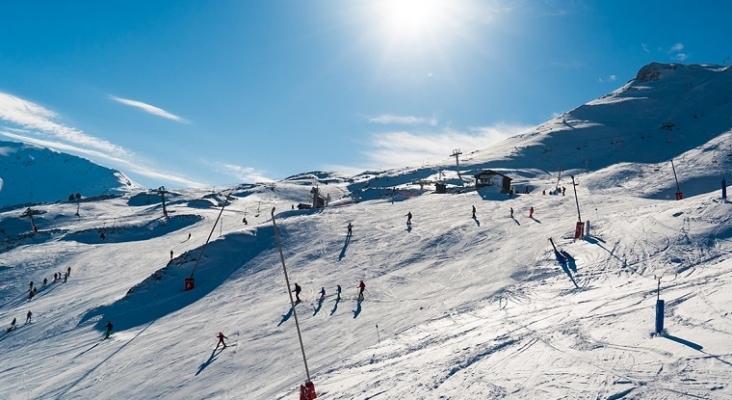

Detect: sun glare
[377, 0, 455, 41]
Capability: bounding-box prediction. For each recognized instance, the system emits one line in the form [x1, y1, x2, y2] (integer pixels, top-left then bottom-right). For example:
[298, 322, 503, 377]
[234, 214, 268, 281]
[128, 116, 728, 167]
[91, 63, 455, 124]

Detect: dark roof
[474, 170, 512, 180]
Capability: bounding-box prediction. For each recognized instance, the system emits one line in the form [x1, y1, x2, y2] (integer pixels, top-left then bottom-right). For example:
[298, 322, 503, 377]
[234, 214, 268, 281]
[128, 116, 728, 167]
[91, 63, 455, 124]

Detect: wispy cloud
[667, 42, 688, 61]
[642, 43, 650, 53]
[0, 92, 130, 156]
[213, 162, 273, 184]
[368, 114, 439, 126]
[110, 96, 187, 123]
[362, 123, 529, 170]
[598, 74, 617, 83]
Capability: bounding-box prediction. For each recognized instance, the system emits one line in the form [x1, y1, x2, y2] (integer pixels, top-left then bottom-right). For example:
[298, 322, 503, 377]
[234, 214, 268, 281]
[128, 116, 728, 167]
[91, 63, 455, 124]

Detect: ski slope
[3, 63, 732, 399]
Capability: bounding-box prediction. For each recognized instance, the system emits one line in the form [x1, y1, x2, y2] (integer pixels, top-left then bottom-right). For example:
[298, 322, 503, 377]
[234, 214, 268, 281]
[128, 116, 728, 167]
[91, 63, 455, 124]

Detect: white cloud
[1, 131, 205, 188]
[673, 53, 688, 61]
[670, 43, 684, 52]
[0, 92, 130, 156]
[362, 123, 529, 169]
[642, 43, 650, 53]
[368, 114, 439, 126]
[213, 162, 273, 184]
[110, 96, 187, 123]
[609, 75, 617, 81]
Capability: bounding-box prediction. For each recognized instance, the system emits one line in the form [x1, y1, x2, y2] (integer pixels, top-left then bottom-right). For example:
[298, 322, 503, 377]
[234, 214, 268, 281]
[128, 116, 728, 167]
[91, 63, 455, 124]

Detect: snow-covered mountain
[0, 140, 140, 209]
[3, 63, 732, 400]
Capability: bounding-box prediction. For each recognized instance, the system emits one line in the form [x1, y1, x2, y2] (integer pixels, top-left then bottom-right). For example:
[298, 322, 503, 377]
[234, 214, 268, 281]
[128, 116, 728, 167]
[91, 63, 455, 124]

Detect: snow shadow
[554, 251, 579, 288]
[278, 305, 294, 326]
[338, 235, 351, 260]
[330, 299, 340, 315]
[313, 298, 324, 316]
[477, 189, 513, 201]
[512, 217, 520, 226]
[79, 228, 273, 333]
[353, 300, 362, 318]
[195, 348, 223, 376]
[473, 217, 480, 227]
[530, 216, 542, 224]
[0, 229, 66, 254]
[63, 214, 203, 244]
[661, 333, 703, 351]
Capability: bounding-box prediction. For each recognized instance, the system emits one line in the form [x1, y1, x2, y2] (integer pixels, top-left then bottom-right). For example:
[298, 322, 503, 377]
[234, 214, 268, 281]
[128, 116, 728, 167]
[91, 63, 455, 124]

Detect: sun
[375, 0, 455, 41]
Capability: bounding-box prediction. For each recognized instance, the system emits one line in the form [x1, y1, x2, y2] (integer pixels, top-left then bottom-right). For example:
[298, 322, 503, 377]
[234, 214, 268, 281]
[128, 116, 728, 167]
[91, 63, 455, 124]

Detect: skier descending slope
[358, 280, 366, 301]
[216, 332, 228, 349]
[293, 283, 302, 303]
[105, 321, 113, 339]
[336, 284, 342, 301]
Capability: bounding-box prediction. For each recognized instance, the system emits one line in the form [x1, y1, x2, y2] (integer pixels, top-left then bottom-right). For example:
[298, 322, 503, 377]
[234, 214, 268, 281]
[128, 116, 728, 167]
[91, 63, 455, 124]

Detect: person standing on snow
[25, 311, 32, 324]
[67, 267, 71, 277]
[105, 321, 114, 339]
[510, 207, 514, 218]
[472, 205, 476, 219]
[336, 284, 342, 301]
[358, 280, 366, 301]
[216, 332, 228, 349]
[529, 207, 534, 218]
[319, 287, 326, 301]
[293, 283, 302, 302]
[347, 222, 353, 237]
[406, 212, 412, 225]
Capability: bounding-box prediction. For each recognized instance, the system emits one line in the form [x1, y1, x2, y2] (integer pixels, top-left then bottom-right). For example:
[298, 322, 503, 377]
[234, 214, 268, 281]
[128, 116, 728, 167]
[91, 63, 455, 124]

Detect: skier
[562, 186, 566, 196]
[347, 222, 353, 236]
[216, 332, 228, 349]
[170, 250, 174, 260]
[336, 284, 342, 301]
[319, 287, 326, 301]
[187, 233, 191, 240]
[293, 283, 302, 302]
[242, 217, 248, 225]
[29, 281, 34, 291]
[43, 277, 47, 286]
[100, 232, 105, 240]
[67, 266, 71, 277]
[63, 272, 68, 283]
[472, 205, 476, 219]
[358, 280, 366, 301]
[10, 317, 16, 330]
[510, 207, 514, 218]
[529, 207, 534, 218]
[406, 212, 412, 225]
[28, 290, 34, 301]
[25, 310, 32, 324]
[53, 273, 58, 283]
[105, 321, 113, 339]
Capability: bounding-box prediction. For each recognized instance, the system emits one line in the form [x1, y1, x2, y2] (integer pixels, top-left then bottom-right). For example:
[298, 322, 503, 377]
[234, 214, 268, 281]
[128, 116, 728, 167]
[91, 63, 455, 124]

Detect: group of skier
[7, 267, 73, 335]
[291, 281, 366, 303]
[5, 311, 32, 333]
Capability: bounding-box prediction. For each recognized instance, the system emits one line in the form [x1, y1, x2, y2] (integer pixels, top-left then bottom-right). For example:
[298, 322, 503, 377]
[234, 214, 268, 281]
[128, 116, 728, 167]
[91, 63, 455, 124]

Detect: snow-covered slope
[0, 140, 140, 209]
[3, 63, 732, 400]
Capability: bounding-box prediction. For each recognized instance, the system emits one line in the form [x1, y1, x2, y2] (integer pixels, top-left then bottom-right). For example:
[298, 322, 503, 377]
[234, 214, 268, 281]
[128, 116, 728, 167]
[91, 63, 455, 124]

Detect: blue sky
[0, 0, 729, 189]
